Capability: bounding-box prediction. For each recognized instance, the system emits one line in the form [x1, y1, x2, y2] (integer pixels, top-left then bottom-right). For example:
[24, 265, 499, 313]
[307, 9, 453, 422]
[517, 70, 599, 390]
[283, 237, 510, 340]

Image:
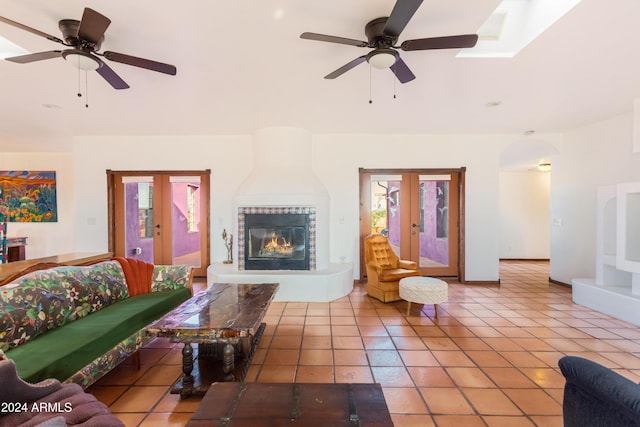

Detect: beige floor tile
[270, 335, 303, 349]
[446, 367, 495, 388]
[113, 413, 146, 427]
[483, 367, 538, 388]
[432, 415, 487, 427]
[529, 415, 564, 427]
[371, 366, 415, 387]
[382, 387, 429, 414]
[391, 414, 435, 427]
[255, 365, 296, 382]
[96, 263, 640, 423]
[263, 348, 300, 365]
[334, 349, 369, 365]
[332, 335, 364, 349]
[503, 389, 563, 415]
[431, 350, 476, 366]
[295, 365, 334, 382]
[520, 367, 567, 388]
[419, 388, 473, 415]
[482, 415, 536, 426]
[407, 366, 455, 387]
[398, 350, 440, 367]
[334, 366, 374, 383]
[139, 412, 193, 427]
[86, 385, 128, 406]
[302, 335, 332, 349]
[153, 392, 203, 413]
[465, 350, 513, 367]
[462, 388, 522, 415]
[134, 364, 182, 386]
[110, 386, 168, 412]
[299, 348, 333, 365]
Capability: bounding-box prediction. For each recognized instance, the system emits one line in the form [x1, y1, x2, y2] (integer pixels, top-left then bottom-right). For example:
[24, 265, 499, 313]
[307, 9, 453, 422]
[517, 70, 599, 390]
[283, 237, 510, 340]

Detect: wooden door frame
[107, 170, 211, 276]
[359, 167, 466, 283]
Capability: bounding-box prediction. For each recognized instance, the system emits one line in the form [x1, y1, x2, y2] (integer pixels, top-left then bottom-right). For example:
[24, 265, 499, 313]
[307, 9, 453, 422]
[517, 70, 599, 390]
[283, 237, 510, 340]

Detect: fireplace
[238, 207, 316, 271]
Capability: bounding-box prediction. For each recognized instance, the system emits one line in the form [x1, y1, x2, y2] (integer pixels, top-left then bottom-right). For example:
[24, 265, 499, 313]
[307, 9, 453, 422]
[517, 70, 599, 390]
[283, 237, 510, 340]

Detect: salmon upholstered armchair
[364, 234, 421, 303]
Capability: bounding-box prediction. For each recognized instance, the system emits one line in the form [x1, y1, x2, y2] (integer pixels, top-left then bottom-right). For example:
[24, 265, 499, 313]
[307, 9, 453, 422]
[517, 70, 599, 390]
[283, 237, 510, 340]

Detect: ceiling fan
[300, 0, 478, 83]
[0, 7, 176, 89]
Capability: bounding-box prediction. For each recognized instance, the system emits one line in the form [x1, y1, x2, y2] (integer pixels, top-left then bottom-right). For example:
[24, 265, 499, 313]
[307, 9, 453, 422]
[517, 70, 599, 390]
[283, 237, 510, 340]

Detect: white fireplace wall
[235, 127, 330, 270]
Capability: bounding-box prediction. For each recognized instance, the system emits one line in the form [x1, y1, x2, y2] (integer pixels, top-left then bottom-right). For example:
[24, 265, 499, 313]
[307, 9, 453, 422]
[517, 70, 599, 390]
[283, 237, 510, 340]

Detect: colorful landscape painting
[0, 171, 57, 222]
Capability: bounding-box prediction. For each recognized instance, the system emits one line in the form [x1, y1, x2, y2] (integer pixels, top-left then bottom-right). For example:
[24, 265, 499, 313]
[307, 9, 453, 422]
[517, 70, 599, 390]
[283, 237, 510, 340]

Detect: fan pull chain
[77, 68, 82, 99]
[85, 70, 89, 108]
[369, 64, 373, 104]
[76, 69, 89, 108]
[393, 64, 397, 99]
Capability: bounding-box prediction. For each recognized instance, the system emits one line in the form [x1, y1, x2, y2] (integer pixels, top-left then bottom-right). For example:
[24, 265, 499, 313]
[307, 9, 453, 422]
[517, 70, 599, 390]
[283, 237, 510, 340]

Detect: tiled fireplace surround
[207, 127, 353, 302]
[237, 206, 317, 271]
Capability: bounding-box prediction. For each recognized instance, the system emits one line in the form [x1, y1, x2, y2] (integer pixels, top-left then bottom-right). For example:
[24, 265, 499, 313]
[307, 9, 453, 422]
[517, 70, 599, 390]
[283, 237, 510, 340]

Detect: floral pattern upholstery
[152, 265, 192, 292]
[0, 261, 129, 352]
[64, 329, 151, 388]
[0, 259, 192, 388]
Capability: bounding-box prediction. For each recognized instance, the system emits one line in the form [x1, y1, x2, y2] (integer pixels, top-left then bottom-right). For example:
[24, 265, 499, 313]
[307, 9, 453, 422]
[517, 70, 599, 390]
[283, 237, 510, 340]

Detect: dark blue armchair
[559, 355, 640, 427]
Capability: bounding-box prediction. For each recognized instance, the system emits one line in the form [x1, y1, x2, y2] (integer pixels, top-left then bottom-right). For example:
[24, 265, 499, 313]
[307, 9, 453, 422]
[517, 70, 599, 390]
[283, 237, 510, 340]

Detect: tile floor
[86, 260, 640, 426]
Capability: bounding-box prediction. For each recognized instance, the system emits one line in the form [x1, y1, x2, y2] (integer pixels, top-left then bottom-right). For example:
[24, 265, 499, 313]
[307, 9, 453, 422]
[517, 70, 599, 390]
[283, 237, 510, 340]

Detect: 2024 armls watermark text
[1, 401, 73, 414]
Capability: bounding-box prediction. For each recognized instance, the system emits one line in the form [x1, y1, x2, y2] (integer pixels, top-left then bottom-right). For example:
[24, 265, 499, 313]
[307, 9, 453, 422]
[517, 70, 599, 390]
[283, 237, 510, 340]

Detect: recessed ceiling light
[273, 8, 284, 20]
[42, 103, 62, 109]
[484, 101, 502, 107]
[524, 130, 535, 135]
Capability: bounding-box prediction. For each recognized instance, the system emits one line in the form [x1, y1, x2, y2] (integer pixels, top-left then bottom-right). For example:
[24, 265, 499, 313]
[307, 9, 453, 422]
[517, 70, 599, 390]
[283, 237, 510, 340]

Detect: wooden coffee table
[187, 382, 394, 426]
[147, 282, 279, 398]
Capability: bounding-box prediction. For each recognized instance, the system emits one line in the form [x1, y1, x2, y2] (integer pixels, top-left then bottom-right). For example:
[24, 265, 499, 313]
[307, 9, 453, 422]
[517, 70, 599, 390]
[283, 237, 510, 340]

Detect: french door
[360, 168, 464, 280]
[107, 170, 210, 277]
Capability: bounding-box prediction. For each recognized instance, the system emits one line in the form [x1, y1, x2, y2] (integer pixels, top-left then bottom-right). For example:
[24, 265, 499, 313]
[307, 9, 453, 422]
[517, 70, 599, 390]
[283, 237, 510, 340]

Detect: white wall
[499, 171, 550, 259]
[0, 152, 76, 258]
[73, 135, 253, 262]
[313, 133, 512, 281]
[3, 130, 571, 284]
[550, 112, 640, 284]
[69, 132, 518, 282]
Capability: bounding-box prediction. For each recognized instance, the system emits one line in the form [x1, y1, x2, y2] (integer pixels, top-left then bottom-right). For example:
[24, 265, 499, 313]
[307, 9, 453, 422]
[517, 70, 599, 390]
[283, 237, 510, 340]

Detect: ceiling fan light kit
[300, 0, 479, 84]
[62, 50, 100, 71]
[367, 49, 397, 69]
[0, 7, 177, 92]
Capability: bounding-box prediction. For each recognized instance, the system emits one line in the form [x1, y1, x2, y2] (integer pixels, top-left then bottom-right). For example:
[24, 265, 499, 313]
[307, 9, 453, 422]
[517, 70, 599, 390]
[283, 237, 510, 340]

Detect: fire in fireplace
[239, 207, 315, 271]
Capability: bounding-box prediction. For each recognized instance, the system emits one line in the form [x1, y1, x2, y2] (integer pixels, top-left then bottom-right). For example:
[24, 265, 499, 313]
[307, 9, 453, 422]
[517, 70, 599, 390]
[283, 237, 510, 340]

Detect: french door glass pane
[370, 175, 402, 257]
[418, 175, 450, 268]
[170, 177, 202, 268]
[123, 177, 154, 264]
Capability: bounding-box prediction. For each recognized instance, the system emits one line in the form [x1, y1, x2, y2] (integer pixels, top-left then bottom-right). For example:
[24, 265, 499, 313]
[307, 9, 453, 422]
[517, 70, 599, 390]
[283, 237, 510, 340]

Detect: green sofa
[0, 258, 192, 388]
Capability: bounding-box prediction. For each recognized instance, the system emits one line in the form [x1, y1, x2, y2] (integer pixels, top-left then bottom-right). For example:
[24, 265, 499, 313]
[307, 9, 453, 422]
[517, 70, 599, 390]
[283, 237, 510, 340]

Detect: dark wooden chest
[187, 382, 394, 426]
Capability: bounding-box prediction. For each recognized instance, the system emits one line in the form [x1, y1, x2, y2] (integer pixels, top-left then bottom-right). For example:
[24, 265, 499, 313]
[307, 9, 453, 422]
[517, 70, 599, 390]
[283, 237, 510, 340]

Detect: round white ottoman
[399, 276, 448, 318]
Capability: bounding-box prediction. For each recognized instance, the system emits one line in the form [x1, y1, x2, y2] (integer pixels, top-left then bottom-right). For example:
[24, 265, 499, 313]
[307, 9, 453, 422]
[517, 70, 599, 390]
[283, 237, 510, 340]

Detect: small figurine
[222, 229, 233, 264]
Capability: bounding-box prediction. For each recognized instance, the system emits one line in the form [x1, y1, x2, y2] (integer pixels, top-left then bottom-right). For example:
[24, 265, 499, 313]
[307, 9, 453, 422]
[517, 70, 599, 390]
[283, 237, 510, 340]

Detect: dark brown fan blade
[103, 51, 177, 75]
[383, 0, 423, 38]
[324, 55, 367, 79]
[390, 57, 415, 83]
[95, 58, 129, 89]
[301, 32, 368, 47]
[401, 34, 478, 51]
[78, 8, 111, 45]
[5, 50, 62, 64]
[0, 16, 64, 44]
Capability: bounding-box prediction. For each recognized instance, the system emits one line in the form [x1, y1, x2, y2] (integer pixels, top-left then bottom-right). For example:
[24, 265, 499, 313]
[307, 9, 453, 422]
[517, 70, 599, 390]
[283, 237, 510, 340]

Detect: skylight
[458, 0, 583, 58]
[0, 35, 28, 60]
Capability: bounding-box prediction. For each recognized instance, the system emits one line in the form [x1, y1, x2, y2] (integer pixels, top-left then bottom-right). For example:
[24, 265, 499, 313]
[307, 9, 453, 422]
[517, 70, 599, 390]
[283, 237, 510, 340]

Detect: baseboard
[499, 258, 550, 262]
[549, 277, 571, 288]
[465, 279, 500, 286]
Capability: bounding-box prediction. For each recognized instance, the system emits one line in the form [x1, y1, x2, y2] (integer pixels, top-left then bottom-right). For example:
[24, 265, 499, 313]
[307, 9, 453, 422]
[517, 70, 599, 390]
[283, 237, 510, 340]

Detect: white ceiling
[1, 0, 640, 152]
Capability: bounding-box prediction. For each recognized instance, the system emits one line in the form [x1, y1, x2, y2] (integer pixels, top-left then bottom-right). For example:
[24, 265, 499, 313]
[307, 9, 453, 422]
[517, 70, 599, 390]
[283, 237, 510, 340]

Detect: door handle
[411, 223, 418, 228]
[155, 224, 161, 228]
